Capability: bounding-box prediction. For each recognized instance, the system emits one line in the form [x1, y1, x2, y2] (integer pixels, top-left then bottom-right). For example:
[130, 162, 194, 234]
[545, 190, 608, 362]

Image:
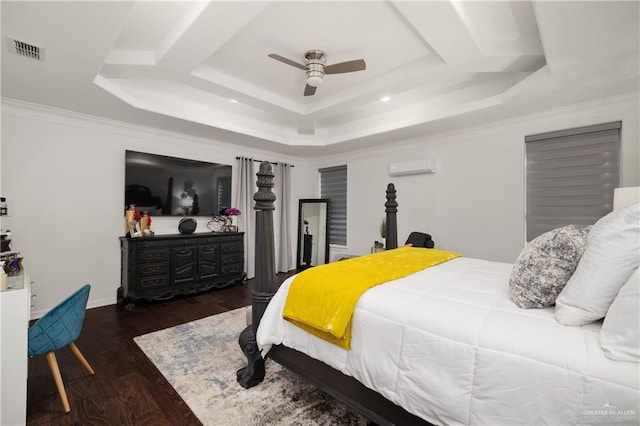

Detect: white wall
[2, 93, 638, 317]
[1, 100, 310, 318]
[310, 94, 640, 262]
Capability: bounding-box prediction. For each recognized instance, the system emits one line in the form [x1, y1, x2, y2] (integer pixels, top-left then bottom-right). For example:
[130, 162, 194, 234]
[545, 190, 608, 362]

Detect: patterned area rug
[134, 306, 371, 426]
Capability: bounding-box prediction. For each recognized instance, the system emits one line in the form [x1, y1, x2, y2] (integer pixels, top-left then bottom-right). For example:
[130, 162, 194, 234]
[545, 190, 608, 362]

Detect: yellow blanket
[282, 246, 462, 349]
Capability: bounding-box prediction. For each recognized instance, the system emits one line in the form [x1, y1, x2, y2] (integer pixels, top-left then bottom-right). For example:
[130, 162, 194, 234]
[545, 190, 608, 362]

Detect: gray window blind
[320, 165, 347, 245]
[525, 121, 621, 241]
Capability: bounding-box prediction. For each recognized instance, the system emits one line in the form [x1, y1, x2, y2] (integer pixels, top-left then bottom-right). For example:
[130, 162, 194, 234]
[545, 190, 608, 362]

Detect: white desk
[0, 273, 29, 426]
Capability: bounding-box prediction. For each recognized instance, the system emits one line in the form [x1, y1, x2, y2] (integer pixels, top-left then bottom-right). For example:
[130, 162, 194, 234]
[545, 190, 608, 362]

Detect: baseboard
[30, 296, 116, 320]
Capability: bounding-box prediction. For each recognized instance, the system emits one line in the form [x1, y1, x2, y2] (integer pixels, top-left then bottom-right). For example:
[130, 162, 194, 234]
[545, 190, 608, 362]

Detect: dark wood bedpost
[237, 161, 276, 389]
[385, 183, 398, 249]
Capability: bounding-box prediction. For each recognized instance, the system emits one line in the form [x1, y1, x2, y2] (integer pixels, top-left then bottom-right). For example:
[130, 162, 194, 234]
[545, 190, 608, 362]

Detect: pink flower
[225, 207, 241, 216]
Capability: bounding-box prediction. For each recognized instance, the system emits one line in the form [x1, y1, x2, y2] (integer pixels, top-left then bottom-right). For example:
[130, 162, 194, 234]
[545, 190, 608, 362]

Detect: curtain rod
[235, 156, 295, 168]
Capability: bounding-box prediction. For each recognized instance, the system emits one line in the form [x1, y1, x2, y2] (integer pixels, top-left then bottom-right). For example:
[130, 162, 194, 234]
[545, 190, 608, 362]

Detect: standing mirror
[297, 199, 330, 270]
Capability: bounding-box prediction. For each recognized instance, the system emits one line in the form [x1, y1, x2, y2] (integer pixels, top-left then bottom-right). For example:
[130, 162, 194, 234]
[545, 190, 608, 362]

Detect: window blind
[525, 121, 621, 241]
[320, 165, 347, 245]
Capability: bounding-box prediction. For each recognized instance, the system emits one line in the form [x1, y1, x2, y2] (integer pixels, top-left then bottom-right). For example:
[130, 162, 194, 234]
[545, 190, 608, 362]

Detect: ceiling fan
[268, 50, 366, 96]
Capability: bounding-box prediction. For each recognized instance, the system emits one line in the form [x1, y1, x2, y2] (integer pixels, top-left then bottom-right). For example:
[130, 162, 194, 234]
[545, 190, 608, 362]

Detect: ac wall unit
[388, 159, 436, 176]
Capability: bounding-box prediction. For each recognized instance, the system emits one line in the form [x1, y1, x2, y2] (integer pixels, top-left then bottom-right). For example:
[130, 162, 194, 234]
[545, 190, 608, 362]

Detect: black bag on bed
[406, 232, 435, 249]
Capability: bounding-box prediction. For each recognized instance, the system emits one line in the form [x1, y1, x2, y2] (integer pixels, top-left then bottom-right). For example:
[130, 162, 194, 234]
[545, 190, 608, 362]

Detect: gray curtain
[235, 157, 256, 279]
[275, 163, 293, 272]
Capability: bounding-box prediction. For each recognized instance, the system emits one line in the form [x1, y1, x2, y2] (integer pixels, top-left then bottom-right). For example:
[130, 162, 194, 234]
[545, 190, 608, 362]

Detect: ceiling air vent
[7, 37, 43, 61]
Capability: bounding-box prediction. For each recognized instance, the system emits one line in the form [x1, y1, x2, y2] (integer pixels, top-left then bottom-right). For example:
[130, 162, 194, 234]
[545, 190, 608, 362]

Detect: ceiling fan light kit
[306, 74, 324, 87]
[268, 49, 366, 96]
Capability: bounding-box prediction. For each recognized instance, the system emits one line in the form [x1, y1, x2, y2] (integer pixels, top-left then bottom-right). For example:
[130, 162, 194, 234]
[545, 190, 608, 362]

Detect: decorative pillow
[601, 268, 639, 362]
[509, 225, 590, 309]
[555, 203, 640, 326]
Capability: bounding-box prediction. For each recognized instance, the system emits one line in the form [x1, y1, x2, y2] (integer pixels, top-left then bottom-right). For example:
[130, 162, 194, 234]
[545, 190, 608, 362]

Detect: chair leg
[45, 352, 70, 414]
[69, 342, 95, 376]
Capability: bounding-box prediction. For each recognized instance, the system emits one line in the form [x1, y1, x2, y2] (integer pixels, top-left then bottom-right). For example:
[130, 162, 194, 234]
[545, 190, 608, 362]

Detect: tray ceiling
[2, 1, 638, 155]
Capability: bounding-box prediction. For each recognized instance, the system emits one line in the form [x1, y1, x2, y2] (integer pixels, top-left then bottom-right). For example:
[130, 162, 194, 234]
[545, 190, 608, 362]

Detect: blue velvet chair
[28, 284, 94, 413]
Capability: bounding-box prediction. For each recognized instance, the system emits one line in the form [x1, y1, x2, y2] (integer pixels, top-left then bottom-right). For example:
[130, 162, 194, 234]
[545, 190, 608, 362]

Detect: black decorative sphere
[178, 217, 197, 234]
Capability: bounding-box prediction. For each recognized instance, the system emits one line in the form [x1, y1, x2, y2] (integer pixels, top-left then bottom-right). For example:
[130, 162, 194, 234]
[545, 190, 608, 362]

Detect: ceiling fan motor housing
[305, 50, 326, 87]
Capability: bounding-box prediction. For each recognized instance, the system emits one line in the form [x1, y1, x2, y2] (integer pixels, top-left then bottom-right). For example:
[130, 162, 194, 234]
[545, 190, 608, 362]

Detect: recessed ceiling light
[230, 99, 239, 104]
[380, 96, 391, 102]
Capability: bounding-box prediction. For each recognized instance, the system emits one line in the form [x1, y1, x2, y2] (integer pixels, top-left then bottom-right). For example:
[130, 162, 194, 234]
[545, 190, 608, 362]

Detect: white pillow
[555, 203, 640, 326]
[601, 268, 639, 362]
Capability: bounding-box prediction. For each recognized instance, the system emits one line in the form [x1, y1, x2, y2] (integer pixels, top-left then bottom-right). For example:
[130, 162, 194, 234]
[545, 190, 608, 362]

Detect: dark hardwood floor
[26, 272, 295, 426]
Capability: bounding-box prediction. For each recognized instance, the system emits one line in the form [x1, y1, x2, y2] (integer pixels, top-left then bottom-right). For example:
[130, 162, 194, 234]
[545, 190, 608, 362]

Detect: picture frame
[129, 221, 142, 238]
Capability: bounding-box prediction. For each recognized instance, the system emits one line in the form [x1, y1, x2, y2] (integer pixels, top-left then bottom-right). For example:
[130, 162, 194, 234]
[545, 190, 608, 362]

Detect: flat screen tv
[125, 150, 232, 216]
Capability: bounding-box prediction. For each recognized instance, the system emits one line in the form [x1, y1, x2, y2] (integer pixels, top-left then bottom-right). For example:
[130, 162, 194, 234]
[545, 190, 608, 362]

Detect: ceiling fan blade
[268, 53, 307, 70]
[304, 84, 317, 96]
[325, 59, 366, 74]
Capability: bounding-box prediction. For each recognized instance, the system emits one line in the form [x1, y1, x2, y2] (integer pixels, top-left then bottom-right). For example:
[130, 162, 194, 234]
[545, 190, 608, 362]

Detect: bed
[237, 162, 640, 425]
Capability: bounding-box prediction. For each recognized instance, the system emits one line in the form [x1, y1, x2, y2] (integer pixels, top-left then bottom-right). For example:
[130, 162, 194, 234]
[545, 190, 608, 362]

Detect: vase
[125, 204, 137, 235]
[208, 216, 226, 233]
[140, 212, 150, 236]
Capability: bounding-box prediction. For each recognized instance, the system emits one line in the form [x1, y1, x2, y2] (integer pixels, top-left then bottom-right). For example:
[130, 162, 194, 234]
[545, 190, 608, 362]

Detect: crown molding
[314, 92, 639, 164]
[1, 97, 306, 166]
[3, 92, 636, 167]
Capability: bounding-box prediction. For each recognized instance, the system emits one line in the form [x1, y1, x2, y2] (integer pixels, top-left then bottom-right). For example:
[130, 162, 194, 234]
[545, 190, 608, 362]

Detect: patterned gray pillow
[510, 225, 590, 309]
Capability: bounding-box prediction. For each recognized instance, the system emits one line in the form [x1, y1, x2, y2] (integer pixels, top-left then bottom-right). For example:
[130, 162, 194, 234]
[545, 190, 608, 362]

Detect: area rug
[133, 306, 370, 426]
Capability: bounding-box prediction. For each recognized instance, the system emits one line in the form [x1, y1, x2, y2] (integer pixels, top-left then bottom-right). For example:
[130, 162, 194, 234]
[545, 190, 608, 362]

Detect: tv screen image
[125, 150, 232, 217]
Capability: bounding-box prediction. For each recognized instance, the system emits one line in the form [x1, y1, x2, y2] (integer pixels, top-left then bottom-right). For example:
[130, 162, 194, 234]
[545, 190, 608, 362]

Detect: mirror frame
[296, 198, 330, 270]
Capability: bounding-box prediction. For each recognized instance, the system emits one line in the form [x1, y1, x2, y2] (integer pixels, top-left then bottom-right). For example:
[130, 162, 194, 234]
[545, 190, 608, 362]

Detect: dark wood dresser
[118, 232, 245, 310]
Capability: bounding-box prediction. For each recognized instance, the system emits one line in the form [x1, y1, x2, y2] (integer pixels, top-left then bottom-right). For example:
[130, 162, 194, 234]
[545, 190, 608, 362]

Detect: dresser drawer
[221, 242, 243, 254]
[221, 263, 243, 275]
[221, 253, 242, 265]
[211, 235, 243, 244]
[137, 248, 170, 263]
[138, 262, 170, 277]
[137, 275, 171, 289]
[198, 236, 226, 245]
[136, 239, 192, 248]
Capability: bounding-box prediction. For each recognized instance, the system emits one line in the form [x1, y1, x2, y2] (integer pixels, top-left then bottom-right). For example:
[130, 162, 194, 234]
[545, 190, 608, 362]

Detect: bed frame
[237, 162, 432, 426]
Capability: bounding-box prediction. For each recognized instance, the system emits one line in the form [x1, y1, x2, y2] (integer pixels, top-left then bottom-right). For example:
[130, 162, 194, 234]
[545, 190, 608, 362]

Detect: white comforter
[257, 257, 640, 425]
